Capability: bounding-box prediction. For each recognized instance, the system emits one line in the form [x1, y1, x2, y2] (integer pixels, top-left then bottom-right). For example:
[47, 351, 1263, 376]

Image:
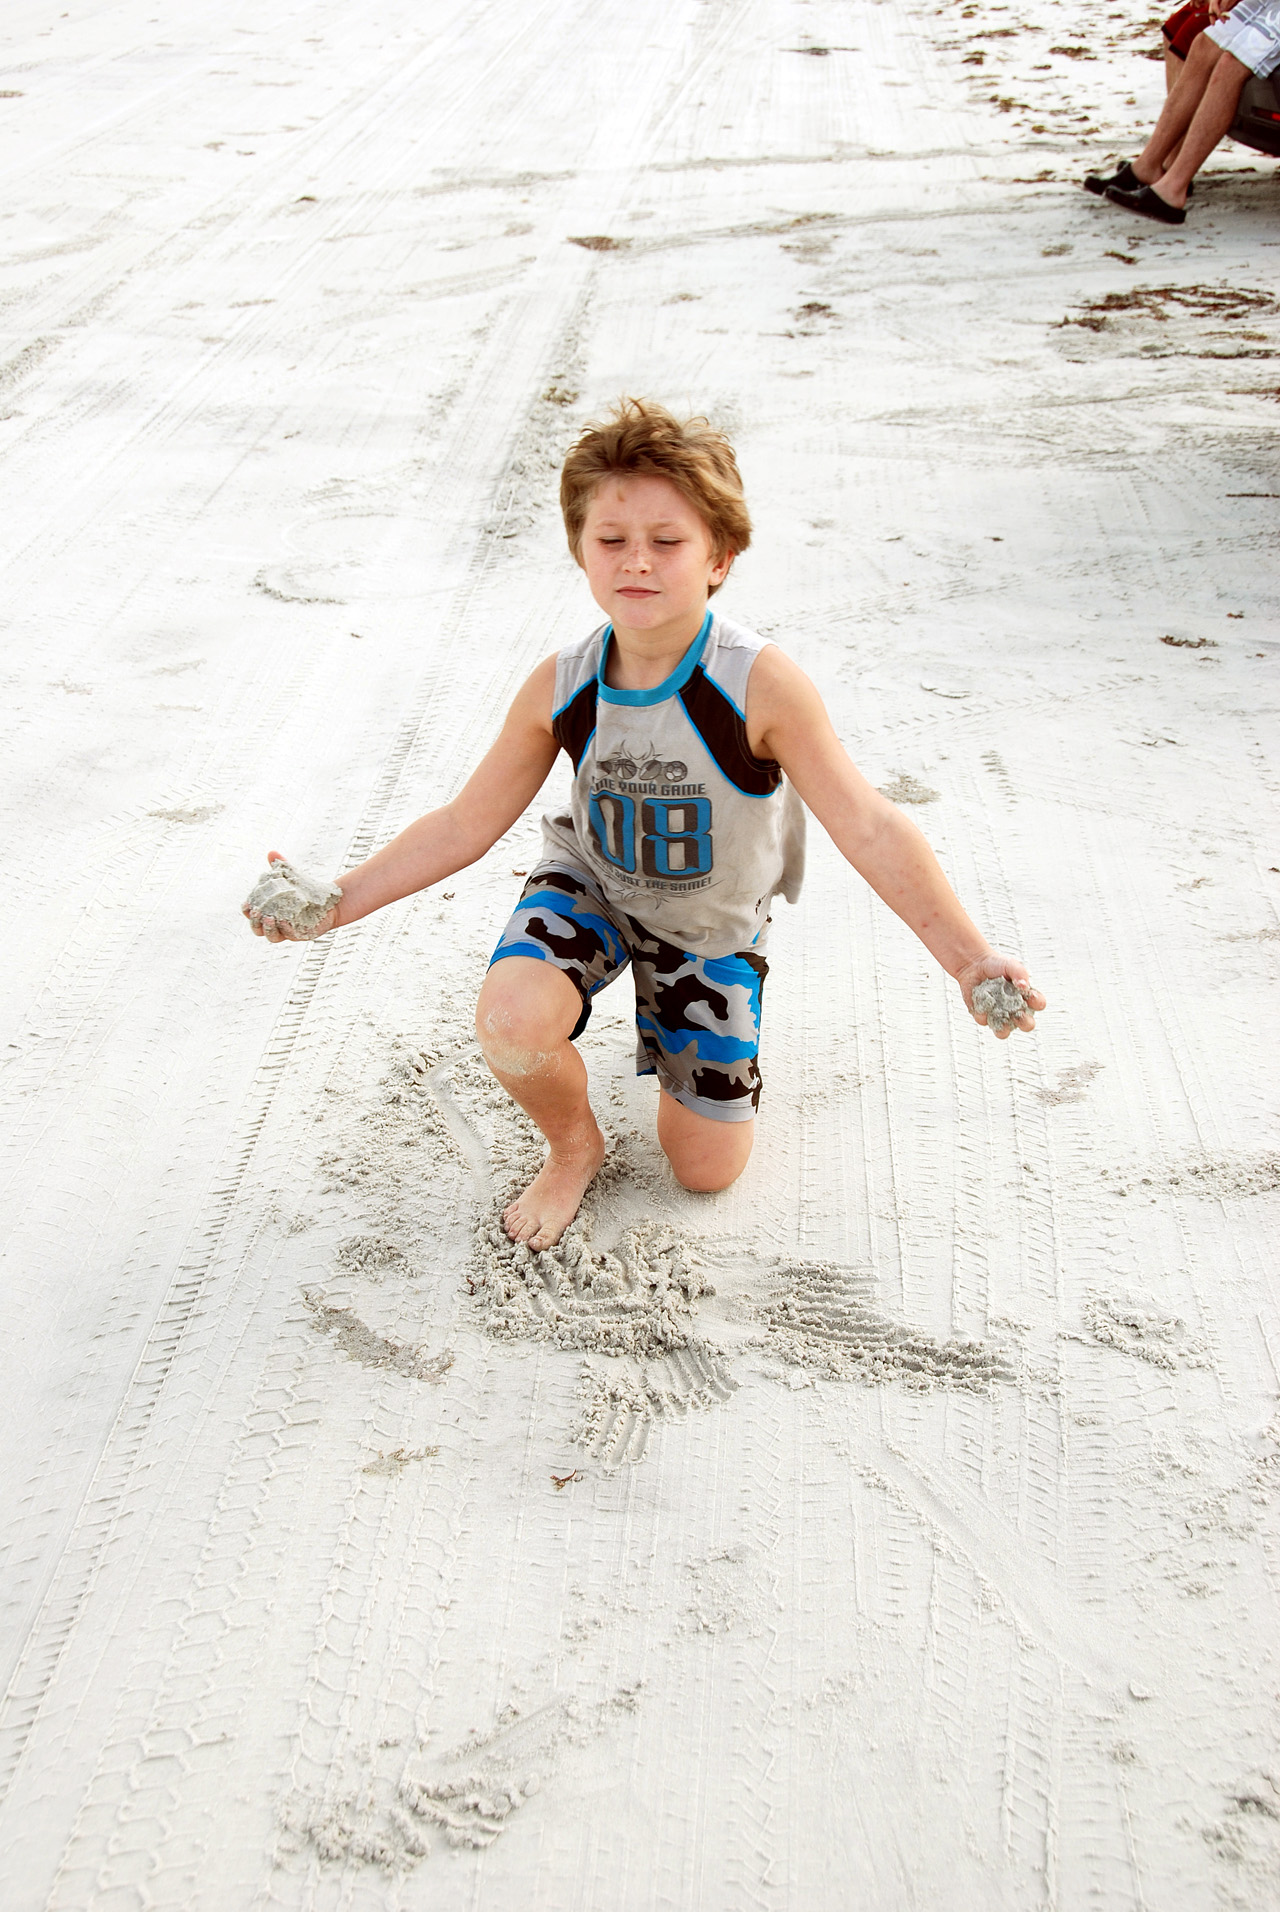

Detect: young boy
[245, 399, 1044, 1250]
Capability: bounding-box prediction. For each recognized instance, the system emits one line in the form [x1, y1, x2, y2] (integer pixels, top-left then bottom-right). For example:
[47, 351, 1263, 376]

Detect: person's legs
[1084, 33, 1197, 193]
[656, 1087, 754, 1191]
[1150, 49, 1250, 202]
[1162, 44, 1187, 167]
[476, 956, 607, 1249]
[1132, 30, 1224, 181]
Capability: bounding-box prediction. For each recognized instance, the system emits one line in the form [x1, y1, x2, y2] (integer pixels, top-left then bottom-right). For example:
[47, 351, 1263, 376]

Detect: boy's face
[578, 474, 731, 639]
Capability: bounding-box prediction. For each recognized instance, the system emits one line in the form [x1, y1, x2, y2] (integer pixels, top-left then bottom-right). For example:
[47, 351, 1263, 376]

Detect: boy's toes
[503, 1199, 553, 1246]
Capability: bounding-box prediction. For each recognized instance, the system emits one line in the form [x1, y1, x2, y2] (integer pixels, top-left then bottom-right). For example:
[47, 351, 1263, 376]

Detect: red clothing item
[1162, 0, 1212, 58]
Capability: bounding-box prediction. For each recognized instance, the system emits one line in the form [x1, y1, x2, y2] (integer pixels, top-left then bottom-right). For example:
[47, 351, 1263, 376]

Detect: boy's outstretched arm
[246, 657, 560, 942]
[748, 648, 1046, 1036]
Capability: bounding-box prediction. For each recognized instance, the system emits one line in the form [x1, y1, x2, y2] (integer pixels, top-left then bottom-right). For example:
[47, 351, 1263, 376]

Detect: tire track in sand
[0, 143, 620, 1838]
[1, 2, 722, 1890]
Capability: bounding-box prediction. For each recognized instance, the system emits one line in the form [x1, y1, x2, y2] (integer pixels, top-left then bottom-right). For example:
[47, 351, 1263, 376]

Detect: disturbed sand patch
[471, 1211, 713, 1358]
[571, 1347, 738, 1466]
[1101, 1150, 1280, 1202]
[755, 1262, 1015, 1391]
[310, 1039, 1027, 1454]
[302, 1291, 454, 1382]
[280, 1685, 642, 1872]
[361, 1445, 438, 1477]
[1080, 1292, 1206, 1371]
[877, 770, 939, 804]
[317, 1046, 467, 1200]
[1037, 1061, 1102, 1106]
[335, 1233, 411, 1279]
[279, 1792, 431, 1871]
[1168, 1152, 1280, 1198]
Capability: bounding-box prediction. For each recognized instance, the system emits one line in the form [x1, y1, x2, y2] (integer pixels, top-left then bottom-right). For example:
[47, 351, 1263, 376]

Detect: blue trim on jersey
[597, 611, 712, 706]
[552, 683, 593, 723]
[668, 699, 776, 801]
[551, 627, 608, 720]
[709, 677, 748, 723]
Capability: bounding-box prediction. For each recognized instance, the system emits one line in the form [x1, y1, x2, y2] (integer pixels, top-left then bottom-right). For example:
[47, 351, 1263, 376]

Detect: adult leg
[476, 957, 606, 1248]
[1162, 44, 1187, 168]
[1132, 31, 1224, 181]
[656, 1088, 754, 1192]
[1151, 49, 1249, 204]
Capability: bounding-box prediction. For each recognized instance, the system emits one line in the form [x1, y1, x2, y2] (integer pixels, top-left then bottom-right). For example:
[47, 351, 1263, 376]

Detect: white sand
[2, 2, 1278, 1907]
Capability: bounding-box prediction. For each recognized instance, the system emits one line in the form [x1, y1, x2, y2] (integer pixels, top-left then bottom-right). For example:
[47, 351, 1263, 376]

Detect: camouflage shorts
[489, 862, 768, 1123]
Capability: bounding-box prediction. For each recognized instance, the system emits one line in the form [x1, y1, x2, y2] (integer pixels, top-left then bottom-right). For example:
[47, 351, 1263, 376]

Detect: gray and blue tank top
[540, 612, 806, 958]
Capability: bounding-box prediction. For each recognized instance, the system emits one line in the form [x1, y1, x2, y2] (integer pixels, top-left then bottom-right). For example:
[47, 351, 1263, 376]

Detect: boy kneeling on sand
[245, 400, 1045, 1249]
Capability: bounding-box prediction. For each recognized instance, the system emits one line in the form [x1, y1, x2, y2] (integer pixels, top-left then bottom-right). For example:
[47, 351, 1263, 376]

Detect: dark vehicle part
[1231, 71, 1280, 157]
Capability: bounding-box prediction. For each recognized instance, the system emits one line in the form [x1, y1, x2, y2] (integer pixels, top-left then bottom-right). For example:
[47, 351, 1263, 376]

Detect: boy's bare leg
[476, 958, 606, 1249]
[1132, 33, 1223, 182]
[1149, 50, 1249, 205]
[656, 1089, 754, 1192]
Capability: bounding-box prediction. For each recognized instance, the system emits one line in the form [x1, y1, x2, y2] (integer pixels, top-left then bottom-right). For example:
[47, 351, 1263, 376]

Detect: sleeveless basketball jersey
[540, 611, 806, 958]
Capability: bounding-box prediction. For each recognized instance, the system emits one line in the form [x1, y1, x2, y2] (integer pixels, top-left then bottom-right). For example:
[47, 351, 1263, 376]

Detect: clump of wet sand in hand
[972, 975, 1029, 1034]
[242, 858, 341, 935]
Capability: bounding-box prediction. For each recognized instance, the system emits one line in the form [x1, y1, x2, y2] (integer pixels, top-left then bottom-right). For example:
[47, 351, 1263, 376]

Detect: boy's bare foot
[502, 1127, 606, 1250]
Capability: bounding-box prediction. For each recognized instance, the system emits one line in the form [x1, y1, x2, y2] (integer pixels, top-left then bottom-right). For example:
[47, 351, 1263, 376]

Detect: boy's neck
[602, 605, 710, 691]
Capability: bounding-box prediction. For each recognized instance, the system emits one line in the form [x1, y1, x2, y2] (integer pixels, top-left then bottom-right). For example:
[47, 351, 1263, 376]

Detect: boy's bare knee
[476, 966, 578, 1076]
[671, 1160, 745, 1194]
[661, 1114, 754, 1193]
[477, 1002, 554, 1074]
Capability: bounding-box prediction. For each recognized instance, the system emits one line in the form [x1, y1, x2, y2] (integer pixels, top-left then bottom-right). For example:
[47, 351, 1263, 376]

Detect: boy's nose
[621, 543, 652, 572]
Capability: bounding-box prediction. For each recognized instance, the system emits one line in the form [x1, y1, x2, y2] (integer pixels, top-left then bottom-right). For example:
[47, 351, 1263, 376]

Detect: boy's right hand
[242, 851, 341, 943]
[957, 954, 1046, 1038]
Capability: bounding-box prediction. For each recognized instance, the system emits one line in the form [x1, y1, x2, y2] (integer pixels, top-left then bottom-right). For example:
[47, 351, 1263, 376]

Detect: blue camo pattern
[489, 864, 767, 1123]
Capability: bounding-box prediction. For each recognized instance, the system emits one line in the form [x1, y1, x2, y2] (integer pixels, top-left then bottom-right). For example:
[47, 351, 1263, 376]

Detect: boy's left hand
[956, 955, 1046, 1038]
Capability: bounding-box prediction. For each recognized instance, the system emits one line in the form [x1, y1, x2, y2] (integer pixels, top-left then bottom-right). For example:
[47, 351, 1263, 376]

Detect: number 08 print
[588, 792, 714, 879]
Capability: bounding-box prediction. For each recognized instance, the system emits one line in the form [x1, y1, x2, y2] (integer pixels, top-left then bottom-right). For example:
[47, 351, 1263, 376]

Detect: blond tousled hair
[559, 398, 752, 593]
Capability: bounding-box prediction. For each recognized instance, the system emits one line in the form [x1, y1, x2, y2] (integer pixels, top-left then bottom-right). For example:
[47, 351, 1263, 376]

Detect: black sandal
[1084, 160, 1141, 196]
[1103, 181, 1187, 224]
